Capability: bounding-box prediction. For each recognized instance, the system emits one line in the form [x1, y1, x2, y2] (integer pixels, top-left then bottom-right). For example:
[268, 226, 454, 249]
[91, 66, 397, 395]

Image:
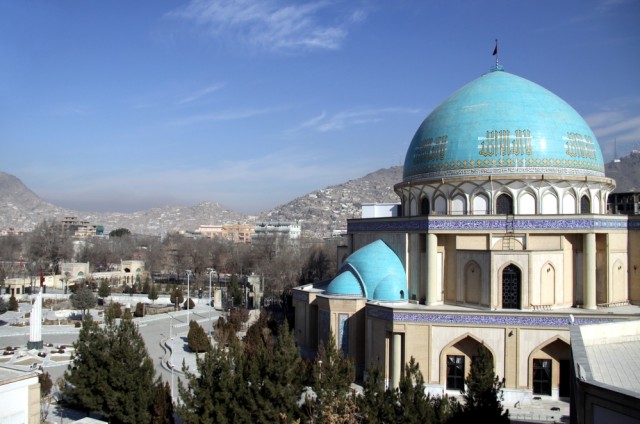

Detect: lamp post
[186, 270, 192, 324]
[208, 269, 215, 338]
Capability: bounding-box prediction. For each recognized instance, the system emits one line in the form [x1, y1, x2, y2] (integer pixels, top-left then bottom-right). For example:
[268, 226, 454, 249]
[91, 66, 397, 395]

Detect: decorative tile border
[366, 307, 622, 328]
[349, 216, 633, 232]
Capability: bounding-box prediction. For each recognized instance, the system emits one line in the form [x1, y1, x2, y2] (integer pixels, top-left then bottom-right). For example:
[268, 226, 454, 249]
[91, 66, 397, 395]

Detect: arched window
[580, 195, 591, 214]
[502, 264, 521, 309]
[496, 194, 513, 215]
[421, 197, 430, 216]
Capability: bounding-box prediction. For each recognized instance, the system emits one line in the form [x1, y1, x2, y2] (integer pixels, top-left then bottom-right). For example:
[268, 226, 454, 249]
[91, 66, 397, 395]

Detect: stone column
[410, 234, 420, 301]
[391, 333, 402, 389]
[583, 233, 597, 310]
[427, 233, 439, 305]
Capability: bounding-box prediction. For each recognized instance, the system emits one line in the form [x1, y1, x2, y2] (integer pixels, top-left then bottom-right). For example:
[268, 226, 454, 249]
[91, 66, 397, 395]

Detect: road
[0, 304, 223, 396]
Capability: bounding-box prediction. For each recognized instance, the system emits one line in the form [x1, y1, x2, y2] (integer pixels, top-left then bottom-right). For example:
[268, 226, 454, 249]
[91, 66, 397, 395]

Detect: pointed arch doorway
[502, 264, 521, 309]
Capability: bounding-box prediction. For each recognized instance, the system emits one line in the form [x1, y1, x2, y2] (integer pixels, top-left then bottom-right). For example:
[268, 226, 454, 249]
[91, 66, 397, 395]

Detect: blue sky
[1, 0, 638, 214]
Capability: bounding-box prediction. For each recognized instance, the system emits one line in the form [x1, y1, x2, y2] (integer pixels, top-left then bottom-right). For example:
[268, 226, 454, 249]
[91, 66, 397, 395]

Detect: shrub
[105, 302, 123, 320]
[187, 320, 210, 353]
[183, 298, 195, 310]
[134, 302, 145, 318]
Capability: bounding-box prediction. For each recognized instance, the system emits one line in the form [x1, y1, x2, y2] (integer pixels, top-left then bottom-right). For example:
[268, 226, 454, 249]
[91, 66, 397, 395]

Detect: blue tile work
[292, 290, 309, 302]
[348, 217, 633, 233]
[339, 313, 349, 355]
[403, 69, 605, 182]
[366, 307, 621, 328]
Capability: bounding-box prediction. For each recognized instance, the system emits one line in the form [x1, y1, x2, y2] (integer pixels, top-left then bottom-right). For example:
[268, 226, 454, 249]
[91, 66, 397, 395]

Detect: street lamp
[207, 268, 215, 338]
[186, 270, 192, 324]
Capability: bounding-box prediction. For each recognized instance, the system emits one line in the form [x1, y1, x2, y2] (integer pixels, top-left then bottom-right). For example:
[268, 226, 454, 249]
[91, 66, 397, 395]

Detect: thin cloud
[290, 107, 422, 133]
[168, 106, 279, 126]
[166, 0, 367, 52]
[178, 83, 226, 105]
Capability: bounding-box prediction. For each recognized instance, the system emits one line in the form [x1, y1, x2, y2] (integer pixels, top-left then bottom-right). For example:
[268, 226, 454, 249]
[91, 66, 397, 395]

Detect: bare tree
[26, 219, 73, 274]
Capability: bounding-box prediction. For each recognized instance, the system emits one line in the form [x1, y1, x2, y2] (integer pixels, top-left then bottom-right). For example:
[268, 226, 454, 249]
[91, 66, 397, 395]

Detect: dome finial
[490, 39, 504, 72]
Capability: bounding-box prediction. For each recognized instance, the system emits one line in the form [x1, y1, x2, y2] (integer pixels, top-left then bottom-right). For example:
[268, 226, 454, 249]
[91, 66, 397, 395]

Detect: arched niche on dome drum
[420, 197, 430, 216]
[472, 193, 489, 215]
[496, 193, 513, 215]
[580, 195, 591, 214]
[434, 196, 447, 215]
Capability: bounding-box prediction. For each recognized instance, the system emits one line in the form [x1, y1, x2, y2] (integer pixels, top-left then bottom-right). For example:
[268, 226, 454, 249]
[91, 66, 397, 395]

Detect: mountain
[3, 153, 639, 238]
[0, 167, 402, 238]
[258, 166, 402, 238]
[604, 150, 640, 192]
[0, 172, 73, 231]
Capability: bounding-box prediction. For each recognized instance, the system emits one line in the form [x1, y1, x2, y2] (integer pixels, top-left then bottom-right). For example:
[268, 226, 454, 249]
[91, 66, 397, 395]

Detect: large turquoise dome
[403, 67, 605, 182]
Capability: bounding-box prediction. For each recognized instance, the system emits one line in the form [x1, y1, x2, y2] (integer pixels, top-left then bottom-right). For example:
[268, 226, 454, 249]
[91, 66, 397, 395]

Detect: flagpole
[494, 39, 499, 67]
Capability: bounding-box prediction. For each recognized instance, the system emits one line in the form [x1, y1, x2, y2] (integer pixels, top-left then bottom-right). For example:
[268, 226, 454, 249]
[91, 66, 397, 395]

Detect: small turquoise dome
[403, 67, 605, 182]
[326, 240, 407, 302]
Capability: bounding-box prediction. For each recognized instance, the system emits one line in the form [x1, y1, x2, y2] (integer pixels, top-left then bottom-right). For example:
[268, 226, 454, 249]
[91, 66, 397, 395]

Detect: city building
[196, 224, 255, 244]
[0, 368, 40, 423]
[252, 221, 301, 242]
[59, 216, 103, 238]
[293, 64, 640, 404]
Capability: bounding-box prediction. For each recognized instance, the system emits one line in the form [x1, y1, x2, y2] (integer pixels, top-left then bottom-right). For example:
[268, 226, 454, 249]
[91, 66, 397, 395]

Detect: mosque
[293, 64, 640, 403]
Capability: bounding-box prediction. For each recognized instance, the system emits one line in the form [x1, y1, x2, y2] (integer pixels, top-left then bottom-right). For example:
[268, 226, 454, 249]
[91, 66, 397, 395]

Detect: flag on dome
[493, 39, 498, 56]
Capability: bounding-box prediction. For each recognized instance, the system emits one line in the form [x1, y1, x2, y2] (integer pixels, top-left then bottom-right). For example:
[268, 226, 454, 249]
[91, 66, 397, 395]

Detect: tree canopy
[70, 285, 97, 317]
[109, 228, 131, 237]
[64, 316, 159, 423]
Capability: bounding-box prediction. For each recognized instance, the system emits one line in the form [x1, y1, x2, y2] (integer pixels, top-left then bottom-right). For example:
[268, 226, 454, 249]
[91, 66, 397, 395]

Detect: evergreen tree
[0, 296, 7, 314]
[134, 302, 145, 317]
[453, 344, 509, 424]
[170, 288, 184, 311]
[305, 331, 355, 422]
[98, 280, 111, 299]
[64, 316, 108, 415]
[70, 286, 97, 317]
[64, 316, 157, 423]
[177, 342, 239, 423]
[148, 284, 158, 303]
[142, 279, 151, 294]
[358, 367, 397, 424]
[8, 295, 18, 311]
[187, 320, 210, 353]
[396, 357, 436, 424]
[150, 378, 174, 424]
[183, 297, 195, 310]
[105, 302, 123, 320]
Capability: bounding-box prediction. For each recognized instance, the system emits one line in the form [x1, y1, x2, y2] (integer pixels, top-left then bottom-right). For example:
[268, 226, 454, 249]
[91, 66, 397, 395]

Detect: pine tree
[64, 316, 108, 415]
[8, 295, 19, 311]
[0, 296, 8, 314]
[98, 280, 111, 299]
[187, 320, 210, 353]
[454, 344, 509, 423]
[396, 357, 436, 424]
[305, 330, 355, 422]
[177, 343, 239, 423]
[101, 318, 156, 423]
[358, 367, 397, 424]
[64, 316, 157, 423]
[70, 285, 97, 317]
[148, 284, 159, 304]
[170, 288, 184, 311]
[150, 378, 174, 424]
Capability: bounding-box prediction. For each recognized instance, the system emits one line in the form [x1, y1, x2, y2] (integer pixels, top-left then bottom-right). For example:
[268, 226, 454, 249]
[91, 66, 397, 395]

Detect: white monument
[27, 289, 43, 350]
